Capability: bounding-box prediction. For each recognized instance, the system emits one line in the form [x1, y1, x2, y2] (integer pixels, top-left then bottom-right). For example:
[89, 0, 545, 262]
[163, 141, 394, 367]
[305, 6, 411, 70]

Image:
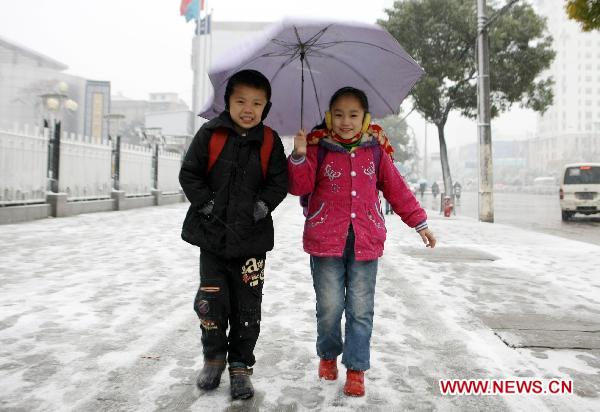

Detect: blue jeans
[310, 226, 378, 371]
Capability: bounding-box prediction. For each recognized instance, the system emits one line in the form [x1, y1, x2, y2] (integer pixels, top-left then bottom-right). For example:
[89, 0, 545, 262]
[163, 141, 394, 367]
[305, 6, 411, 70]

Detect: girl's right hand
[293, 129, 307, 157]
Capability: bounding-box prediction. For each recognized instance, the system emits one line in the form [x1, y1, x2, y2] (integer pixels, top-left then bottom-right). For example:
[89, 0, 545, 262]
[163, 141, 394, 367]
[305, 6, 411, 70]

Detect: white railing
[157, 150, 182, 194]
[119, 144, 153, 196]
[0, 125, 49, 204]
[59, 132, 112, 200]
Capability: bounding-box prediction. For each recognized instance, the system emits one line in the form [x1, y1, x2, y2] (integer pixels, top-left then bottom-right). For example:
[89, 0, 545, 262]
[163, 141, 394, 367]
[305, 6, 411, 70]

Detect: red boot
[343, 369, 365, 397]
[318, 358, 338, 380]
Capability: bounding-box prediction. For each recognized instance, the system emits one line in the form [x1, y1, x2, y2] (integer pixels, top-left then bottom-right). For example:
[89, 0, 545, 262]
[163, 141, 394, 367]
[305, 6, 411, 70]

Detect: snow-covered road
[1, 197, 599, 411]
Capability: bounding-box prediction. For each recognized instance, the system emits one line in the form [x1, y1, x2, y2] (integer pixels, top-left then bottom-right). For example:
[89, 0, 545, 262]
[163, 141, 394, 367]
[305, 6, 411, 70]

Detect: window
[564, 166, 600, 185]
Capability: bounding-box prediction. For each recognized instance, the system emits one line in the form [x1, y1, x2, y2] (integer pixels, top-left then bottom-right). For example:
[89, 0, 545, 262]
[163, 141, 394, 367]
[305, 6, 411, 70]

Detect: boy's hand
[253, 200, 269, 222]
[198, 199, 214, 216]
[418, 228, 436, 248]
[293, 129, 307, 157]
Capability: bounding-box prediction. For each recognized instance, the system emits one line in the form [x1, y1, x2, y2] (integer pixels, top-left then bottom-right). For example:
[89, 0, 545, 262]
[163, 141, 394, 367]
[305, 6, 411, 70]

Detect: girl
[288, 87, 436, 397]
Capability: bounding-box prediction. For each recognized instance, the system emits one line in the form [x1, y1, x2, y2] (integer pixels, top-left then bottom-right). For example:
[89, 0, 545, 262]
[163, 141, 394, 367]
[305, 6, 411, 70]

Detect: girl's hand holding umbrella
[293, 129, 308, 158]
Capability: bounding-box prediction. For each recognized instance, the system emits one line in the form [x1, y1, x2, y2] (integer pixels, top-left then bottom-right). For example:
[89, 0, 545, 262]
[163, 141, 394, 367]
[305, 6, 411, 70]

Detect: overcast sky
[0, 0, 538, 150]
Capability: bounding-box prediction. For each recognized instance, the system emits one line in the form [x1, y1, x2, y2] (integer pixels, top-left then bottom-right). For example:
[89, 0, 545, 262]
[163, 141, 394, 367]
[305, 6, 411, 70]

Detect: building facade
[0, 35, 109, 140]
[532, 1, 600, 175]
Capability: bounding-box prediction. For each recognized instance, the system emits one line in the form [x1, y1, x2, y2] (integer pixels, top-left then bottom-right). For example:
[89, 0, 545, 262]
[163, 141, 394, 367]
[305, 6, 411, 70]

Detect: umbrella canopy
[199, 18, 424, 136]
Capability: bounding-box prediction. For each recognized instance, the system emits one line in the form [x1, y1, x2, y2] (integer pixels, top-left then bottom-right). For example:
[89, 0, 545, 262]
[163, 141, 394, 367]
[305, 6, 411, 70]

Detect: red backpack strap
[207, 128, 228, 174]
[260, 126, 274, 179]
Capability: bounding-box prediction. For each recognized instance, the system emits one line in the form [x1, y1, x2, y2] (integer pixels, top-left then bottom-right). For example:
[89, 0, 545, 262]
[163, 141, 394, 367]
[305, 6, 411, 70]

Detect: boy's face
[330, 94, 365, 139]
[228, 84, 268, 130]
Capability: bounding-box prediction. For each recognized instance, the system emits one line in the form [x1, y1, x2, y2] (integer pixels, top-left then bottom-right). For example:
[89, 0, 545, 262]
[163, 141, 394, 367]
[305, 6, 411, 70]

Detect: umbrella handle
[300, 50, 305, 131]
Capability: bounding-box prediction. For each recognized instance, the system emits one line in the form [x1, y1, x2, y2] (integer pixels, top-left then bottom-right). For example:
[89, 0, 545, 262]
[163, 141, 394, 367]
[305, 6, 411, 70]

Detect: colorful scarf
[306, 123, 395, 159]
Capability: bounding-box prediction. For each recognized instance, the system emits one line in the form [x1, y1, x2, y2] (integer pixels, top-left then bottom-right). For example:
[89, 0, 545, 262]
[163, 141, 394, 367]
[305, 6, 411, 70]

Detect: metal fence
[0, 124, 183, 205]
[0, 125, 49, 205]
[59, 131, 112, 200]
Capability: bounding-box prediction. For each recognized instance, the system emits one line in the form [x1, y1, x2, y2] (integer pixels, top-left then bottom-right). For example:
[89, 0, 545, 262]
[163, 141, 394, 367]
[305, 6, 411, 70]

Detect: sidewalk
[0, 197, 599, 411]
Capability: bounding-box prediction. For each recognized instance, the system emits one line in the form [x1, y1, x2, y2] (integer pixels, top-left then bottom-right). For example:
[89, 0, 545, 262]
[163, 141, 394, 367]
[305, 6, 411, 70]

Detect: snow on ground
[1, 194, 599, 411]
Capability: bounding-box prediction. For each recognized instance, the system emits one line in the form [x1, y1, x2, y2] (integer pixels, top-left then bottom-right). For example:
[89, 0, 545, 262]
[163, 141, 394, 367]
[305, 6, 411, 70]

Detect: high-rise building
[531, 0, 600, 174]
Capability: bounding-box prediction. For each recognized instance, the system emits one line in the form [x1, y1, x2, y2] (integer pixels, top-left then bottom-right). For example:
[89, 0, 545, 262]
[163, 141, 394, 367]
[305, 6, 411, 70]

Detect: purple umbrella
[199, 18, 424, 136]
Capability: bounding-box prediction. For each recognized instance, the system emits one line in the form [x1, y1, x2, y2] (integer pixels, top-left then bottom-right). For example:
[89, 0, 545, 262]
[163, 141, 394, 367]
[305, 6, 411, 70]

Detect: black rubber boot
[229, 366, 254, 400]
[196, 356, 226, 390]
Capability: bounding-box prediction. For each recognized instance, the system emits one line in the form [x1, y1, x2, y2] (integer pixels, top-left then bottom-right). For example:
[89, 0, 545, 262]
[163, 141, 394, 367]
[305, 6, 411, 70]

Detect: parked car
[559, 163, 600, 221]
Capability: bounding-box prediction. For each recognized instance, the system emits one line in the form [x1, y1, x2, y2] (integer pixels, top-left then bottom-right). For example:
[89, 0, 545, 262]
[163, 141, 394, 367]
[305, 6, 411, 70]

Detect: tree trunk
[436, 123, 453, 198]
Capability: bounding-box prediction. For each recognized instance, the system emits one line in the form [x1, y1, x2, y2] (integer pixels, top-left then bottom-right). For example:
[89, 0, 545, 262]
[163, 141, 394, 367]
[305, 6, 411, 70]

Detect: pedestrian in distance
[179, 69, 288, 400]
[288, 86, 436, 397]
[419, 181, 426, 198]
[453, 181, 462, 205]
[431, 181, 440, 199]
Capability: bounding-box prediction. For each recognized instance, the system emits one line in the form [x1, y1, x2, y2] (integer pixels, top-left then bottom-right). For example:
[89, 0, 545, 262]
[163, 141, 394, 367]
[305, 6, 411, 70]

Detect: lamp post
[104, 113, 125, 190]
[39, 81, 78, 193]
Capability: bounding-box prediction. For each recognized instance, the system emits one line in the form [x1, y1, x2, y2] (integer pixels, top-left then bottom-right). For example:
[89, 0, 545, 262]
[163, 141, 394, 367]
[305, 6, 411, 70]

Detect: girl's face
[330, 94, 366, 139]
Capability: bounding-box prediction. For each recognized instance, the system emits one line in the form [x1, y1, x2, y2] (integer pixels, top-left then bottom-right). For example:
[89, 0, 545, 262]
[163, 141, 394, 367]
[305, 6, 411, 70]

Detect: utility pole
[423, 120, 428, 182]
[477, 0, 494, 223]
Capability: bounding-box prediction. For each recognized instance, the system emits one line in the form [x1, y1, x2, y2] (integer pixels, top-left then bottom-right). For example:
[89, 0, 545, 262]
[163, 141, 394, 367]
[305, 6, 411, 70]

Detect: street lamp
[39, 81, 78, 193]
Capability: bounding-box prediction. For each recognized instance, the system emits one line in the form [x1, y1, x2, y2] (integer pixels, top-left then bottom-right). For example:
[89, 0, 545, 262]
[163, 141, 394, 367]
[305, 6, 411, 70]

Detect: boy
[179, 69, 288, 400]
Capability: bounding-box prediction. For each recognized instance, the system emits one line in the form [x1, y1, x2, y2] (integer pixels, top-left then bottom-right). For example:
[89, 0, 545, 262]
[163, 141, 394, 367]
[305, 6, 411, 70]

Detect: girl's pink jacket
[288, 138, 428, 261]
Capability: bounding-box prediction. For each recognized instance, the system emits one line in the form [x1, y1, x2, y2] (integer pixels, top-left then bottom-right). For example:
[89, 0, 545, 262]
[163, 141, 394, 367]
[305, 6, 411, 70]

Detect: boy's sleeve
[179, 128, 213, 208]
[258, 131, 288, 212]
[377, 148, 428, 230]
[287, 145, 318, 196]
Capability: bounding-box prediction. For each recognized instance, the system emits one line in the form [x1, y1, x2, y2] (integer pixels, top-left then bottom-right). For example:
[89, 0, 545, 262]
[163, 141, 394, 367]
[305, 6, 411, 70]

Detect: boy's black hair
[224, 69, 272, 110]
[312, 86, 370, 131]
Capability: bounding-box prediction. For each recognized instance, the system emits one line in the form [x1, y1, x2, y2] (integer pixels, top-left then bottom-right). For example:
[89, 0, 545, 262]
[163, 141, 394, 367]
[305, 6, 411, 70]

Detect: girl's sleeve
[377, 149, 428, 230]
[287, 145, 318, 196]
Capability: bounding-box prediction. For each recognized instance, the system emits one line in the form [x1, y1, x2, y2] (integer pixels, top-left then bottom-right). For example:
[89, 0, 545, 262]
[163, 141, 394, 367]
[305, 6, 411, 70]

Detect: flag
[180, 0, 204, 22]
[196, 14, 212, 35]
[180, 0, 192, 16]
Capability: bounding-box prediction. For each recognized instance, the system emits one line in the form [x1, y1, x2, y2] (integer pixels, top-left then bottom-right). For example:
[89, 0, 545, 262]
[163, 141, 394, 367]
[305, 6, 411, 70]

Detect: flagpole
[191, 1, 202, 132]
[201, 1, 210, 110]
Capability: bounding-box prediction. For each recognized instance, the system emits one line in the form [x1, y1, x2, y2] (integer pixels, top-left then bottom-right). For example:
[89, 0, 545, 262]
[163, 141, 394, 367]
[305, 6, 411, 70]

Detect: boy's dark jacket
[179, 112, 288, 257]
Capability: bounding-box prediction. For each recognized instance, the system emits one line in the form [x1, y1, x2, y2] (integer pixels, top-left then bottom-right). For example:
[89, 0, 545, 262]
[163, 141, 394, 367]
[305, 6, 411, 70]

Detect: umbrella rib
[318, 51, 397, 113]
[313, 40, 418, 66]
[302, 54, 323, 123]
[269, 51, 302, 84]
[302, 25, 332, 49]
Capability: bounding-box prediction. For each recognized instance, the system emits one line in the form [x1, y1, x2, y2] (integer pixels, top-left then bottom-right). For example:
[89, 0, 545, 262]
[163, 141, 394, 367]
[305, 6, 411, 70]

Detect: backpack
[207, 126, 274, 178]
[300, 143, 382, 217]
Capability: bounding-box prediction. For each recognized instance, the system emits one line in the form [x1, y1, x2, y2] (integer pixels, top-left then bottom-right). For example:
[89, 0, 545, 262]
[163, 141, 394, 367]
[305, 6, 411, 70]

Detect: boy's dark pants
[194, 249, 265, 367]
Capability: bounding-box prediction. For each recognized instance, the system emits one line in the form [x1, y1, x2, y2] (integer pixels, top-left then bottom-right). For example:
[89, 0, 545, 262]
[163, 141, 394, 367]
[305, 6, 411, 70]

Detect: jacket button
[351, 190, 357, 197]
[350, 171, 356, 177]
[351, 212, 356, 218]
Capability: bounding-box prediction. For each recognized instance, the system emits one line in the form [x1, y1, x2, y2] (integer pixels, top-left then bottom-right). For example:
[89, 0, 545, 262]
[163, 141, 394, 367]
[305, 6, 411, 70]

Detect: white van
[559, 163, 600, 221]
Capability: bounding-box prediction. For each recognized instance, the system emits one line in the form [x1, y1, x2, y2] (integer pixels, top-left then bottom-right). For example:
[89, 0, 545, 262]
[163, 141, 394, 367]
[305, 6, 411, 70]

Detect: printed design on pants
[200, 319, 218, 330]
[241, 258, 265, 287]
[196, 299, 210, 315]
[194, 281, 222, 330]
[363, 161, 376, 179]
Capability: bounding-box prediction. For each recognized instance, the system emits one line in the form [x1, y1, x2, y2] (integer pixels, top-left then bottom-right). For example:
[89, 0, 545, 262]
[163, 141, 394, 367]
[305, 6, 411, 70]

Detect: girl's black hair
[329, 87, 369, 112]
[312, 86, 369, 131]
